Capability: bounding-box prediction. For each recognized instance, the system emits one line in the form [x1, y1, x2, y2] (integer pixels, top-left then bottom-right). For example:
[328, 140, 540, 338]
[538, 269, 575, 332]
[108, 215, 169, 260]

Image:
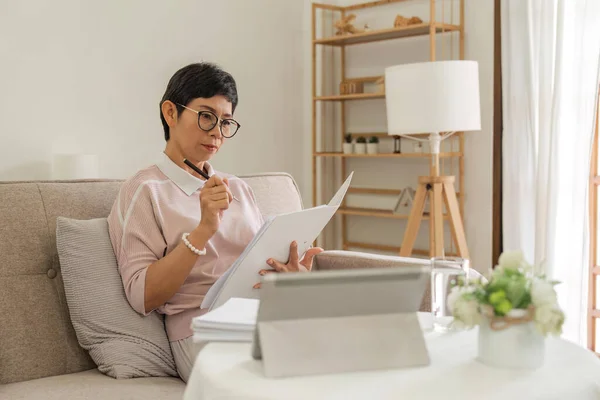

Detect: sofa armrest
[313, 250, 432, 311]
[313, 250, 430, 271]
[312, 250, 485, 313]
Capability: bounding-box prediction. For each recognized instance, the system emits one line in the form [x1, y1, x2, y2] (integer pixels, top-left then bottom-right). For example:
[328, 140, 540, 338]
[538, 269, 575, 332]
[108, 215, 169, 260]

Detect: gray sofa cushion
[56, 217, 177, 379]
[0, 369, 184, 400]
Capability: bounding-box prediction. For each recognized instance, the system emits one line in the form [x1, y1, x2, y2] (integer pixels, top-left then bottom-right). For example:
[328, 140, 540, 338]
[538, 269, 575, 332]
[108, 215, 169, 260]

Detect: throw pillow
[56, 217, 177, 379]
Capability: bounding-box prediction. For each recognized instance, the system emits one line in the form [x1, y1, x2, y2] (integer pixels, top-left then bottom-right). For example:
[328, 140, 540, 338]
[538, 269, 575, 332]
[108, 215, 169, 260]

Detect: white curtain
[502, 0, 600, 345]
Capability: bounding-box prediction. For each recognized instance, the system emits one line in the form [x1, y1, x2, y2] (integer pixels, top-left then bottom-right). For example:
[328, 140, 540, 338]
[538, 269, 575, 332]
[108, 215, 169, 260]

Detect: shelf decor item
[385, 60, 481, 258]
[449, 250, 565, 370]
[394, 15, 424, 27]
[393, 135, 401, 154]
[367, 136, 379, 154]
[343, 134, 354, 154]
[392, 187, 416, 214]
[413, 142, 424, 153]
[340, 80, 364, 95]
[334, 14, 364, 36]
[354, 136, 367, 154]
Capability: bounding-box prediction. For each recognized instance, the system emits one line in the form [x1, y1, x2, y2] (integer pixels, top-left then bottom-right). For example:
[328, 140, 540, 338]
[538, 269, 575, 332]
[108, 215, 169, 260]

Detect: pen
[183, 158, 240, 202]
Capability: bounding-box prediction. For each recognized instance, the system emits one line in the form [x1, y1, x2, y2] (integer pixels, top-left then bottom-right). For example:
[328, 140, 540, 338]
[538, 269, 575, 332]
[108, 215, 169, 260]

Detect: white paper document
[192, 297, 259, 343]
[192, 297, 259, 331]
[201, 173, 354, 310]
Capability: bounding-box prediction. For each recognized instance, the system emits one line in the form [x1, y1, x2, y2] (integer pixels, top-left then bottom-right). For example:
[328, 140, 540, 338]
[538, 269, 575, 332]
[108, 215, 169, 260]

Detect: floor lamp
[384, 61, 481, 259]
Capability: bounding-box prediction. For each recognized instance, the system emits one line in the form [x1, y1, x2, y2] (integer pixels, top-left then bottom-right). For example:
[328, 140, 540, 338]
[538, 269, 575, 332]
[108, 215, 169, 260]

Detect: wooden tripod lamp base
[399, 175, 469, 259]
[383, 61, 481, 259]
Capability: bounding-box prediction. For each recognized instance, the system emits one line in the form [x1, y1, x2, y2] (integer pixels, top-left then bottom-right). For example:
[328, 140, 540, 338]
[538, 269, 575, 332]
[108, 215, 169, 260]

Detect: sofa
[0, 173, 438, 399]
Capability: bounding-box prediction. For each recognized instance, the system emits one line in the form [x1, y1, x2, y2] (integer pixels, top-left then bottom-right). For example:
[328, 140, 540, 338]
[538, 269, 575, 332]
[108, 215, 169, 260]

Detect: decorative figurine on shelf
[363, 23, 371, 32]
[394, 15, 424, 27]
[409, 16, 424, 25]
[335, 14, 364, 35]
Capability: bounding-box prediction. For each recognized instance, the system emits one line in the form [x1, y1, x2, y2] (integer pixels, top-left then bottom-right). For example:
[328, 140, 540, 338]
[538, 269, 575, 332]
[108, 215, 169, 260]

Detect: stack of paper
[191, 298, 259, 343]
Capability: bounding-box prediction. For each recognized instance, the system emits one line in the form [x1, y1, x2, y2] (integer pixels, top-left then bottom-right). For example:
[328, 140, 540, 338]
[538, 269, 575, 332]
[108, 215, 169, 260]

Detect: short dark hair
[159, 62, 238, 141]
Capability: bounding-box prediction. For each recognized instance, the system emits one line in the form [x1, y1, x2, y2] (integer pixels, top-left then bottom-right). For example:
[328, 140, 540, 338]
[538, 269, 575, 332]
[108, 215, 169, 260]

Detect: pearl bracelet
[182, 233, 207, 256]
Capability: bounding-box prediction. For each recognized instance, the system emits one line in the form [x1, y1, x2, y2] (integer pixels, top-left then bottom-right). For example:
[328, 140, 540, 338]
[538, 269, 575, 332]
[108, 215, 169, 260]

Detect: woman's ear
[161, 100, 178, 128]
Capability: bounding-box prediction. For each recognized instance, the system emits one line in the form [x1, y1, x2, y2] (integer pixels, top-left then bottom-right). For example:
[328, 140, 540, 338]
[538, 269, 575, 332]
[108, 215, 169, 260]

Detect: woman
[107, 62, 323, 382]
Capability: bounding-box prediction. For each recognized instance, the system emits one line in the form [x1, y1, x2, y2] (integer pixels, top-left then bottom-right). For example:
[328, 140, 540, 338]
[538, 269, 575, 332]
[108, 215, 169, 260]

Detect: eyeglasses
[177, 103, 241, 138]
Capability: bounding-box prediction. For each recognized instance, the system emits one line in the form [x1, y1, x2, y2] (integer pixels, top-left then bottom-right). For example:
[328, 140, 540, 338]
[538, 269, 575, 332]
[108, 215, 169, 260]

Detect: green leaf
[505, 277, 527, 307]
[503, 268, 520, 278]
[487, 276, 510, 293]
[515, 292, 532, 309]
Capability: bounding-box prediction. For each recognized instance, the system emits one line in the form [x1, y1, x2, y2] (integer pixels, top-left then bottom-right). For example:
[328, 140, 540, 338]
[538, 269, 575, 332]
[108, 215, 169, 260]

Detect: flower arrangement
[448, 251, 565, 336]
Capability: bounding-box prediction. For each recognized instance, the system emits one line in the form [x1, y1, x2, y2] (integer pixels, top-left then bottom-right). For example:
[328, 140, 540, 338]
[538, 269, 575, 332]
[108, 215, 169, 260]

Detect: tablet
[252, 266, 430, 362]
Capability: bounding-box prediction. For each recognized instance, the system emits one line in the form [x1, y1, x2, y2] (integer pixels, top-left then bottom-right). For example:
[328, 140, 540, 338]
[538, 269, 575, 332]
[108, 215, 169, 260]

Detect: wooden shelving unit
[347, 187, 401, 195]
[339, 207, 413, 220]
[314, 152, 461, 158]
[339, 207, 450, 220]
[311, 0, 465, 255]
[313, 23, 460, 46]
[314, 93, 385, 101]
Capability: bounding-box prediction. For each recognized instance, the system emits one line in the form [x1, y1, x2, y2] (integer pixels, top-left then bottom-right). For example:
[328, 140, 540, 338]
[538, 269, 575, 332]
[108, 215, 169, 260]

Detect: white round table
[184, 325, 600, 400]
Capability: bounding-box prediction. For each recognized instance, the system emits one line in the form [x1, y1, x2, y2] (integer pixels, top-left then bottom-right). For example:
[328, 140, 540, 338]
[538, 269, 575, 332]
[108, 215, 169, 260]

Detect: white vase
[354, 143, 366, 154]
[477, 319, 545, 369]
[342, 143, 353, 154]
[367, 143, 378, 154]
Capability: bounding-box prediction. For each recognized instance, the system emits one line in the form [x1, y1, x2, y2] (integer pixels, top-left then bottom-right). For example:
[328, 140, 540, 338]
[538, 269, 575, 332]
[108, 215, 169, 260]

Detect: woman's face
[167, 95, 233, 163]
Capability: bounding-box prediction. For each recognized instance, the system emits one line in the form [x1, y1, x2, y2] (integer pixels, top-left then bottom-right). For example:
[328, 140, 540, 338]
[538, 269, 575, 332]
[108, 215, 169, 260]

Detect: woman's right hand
[196, 175, 233, 239]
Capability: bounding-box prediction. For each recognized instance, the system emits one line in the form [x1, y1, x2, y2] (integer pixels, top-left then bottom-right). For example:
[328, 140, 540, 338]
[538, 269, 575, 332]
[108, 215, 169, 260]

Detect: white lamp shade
[385, 61, 481, 135]
[52, 154, 99, 179]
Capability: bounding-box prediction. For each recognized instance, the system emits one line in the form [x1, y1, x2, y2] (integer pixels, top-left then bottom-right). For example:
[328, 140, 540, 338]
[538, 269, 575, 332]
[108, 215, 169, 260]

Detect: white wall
[0, 0, 308, 193]
[0, 0, 493, 270]
[313, 0, 494, 272]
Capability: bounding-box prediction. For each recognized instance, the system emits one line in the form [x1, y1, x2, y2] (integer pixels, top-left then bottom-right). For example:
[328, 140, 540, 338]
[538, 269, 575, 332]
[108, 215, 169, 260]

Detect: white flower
[498, 250, 525, 271]
[452, 296, 482, 329]
[534, 304, 565, 336]
[447, 285, 463, 311]
[531, 278, 558, 307]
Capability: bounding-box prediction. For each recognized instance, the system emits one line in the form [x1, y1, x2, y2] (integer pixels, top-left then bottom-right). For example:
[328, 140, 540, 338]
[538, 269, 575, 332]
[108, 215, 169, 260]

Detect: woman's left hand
[253, 241, 324, 289]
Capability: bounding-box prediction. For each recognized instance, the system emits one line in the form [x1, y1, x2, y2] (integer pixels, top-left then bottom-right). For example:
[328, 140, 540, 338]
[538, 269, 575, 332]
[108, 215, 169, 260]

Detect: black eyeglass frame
[176, 103, 241, 138]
